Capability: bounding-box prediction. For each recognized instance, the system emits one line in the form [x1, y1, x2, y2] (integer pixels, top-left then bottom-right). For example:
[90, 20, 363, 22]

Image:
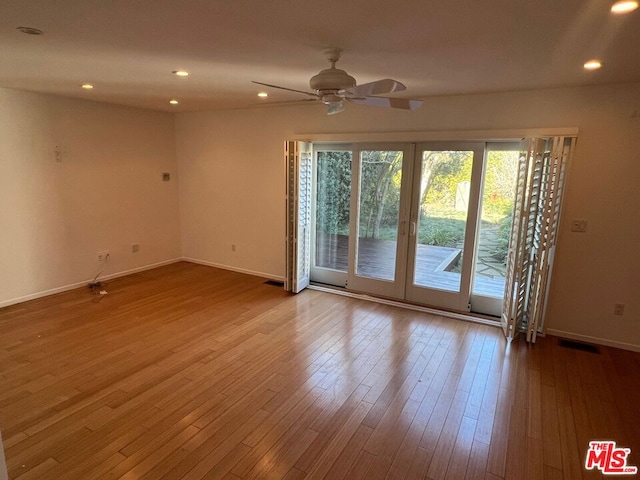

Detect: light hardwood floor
[1, 262, 638, 479]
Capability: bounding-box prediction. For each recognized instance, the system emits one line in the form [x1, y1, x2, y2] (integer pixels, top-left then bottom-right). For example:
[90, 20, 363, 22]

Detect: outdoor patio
[315, 233, 506, 298]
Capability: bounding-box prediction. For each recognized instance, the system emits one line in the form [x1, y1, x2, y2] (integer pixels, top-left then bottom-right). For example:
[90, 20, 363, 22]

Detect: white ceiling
[1, 0, 639, 112]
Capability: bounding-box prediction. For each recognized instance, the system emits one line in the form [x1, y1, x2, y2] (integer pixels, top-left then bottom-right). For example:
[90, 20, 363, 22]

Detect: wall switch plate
[162, 173, 170, 181]
[614, 303, 625, 316]
[132, 244, 140, 253]
[571, 219, 588, 232]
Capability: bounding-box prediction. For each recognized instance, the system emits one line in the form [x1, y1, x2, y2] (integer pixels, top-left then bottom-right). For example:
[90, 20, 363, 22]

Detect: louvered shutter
[285, 141, 312, 293]
[502, 137, 575, 341]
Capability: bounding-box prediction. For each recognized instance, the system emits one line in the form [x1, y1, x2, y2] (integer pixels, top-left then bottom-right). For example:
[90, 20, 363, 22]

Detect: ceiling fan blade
[346, 96, 423, 110]
[326, 101, 345, 115]
[341, 79, 406, 97]
[251, 81, 319, 98]
[254, 98, 319, 107]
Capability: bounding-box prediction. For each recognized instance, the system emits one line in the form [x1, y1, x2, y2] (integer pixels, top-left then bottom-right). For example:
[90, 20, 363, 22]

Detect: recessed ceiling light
[611, 0, 638, 13]
[257, 92, 268, 98]
[17, 26, 43, 35]
[172, 70, 189, 77]
[169, 99, 179, 105]
[81, 83, 94, 90]
[583, 59, 602, 70]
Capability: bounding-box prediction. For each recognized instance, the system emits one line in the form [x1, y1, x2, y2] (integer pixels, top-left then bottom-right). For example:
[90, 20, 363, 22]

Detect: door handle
[410, 221, 416, 236]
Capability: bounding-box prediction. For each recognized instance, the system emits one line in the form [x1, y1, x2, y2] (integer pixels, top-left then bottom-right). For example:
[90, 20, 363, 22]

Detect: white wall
[0, 88, 181, 306]
[2, 83, 637, 350]
[176, 82, 640, 350]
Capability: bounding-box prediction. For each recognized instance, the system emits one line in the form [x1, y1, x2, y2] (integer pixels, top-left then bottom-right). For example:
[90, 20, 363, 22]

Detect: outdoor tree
[421, 150, 472, 208]
[359, 151, 403, 239]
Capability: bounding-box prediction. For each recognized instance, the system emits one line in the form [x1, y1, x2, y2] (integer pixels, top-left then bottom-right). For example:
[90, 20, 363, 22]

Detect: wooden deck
[1, 262, 638, 480]
[316, 233, 505, 297]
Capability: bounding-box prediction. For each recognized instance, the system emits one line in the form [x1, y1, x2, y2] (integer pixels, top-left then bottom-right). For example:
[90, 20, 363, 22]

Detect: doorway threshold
[308, 283, 501, 328]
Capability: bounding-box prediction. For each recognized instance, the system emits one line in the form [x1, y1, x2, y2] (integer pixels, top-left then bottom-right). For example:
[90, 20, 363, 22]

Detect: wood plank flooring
[0, 261, 638, 479]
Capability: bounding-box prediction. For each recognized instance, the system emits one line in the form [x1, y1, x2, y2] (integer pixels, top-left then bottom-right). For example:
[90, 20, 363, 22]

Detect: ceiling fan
[252, 48, 423, 115]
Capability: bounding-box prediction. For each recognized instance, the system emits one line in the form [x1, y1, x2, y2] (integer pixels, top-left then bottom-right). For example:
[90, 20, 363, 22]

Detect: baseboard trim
[0, 258, 182, 309]
[308, 284, 501, 328]
[181, 257, 285, 282]
[545, 328, 640, 353]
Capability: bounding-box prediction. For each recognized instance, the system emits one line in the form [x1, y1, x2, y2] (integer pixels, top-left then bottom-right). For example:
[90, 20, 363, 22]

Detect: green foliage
[315, 151, 352, 235]
[316, 150, 404, 239]
[490, 211, 513, 263]
[417, 215, 465, 248]
[484, 151, 519, 197]
[481, 151, 519, 219]
[423, 151, 472, 206]
[481, 196, 514, 219]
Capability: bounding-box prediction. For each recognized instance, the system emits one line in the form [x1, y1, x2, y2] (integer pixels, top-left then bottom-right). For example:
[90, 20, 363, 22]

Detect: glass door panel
[470, 147, 519, 316]
[347, 146, 413, 300]
[312, 149, 352, 286]
[413, 150, 473, 292]
[405, 143, 484, 312]
[355, 150, 404, 282]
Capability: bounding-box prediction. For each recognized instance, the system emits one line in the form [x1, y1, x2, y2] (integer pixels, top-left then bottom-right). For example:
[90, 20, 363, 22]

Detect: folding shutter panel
[525, 137, 573, 342]
[521, 140, 548, 340]
[501, 139, 536, 338]
[502, 136, 574, 342]
[285, 141, 312, 293]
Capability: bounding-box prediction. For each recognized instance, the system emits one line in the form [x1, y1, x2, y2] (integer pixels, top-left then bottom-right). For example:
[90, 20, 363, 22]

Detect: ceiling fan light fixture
[257, 92, 268, 98]
[81, 83, 94, 90]
[611, 0, 638, 13]
[169, 99, 179, 105]
[172, 70, 189, 77]
[321, 93, 343, 104]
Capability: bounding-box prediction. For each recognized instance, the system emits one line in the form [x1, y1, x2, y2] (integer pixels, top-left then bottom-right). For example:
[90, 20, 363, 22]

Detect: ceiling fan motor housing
[310, 67, 356, 92]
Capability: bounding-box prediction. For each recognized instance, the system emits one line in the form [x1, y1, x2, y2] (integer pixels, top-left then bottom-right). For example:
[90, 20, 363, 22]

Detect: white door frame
[346, 144, 415, 300]
[404, 142, 485, 312]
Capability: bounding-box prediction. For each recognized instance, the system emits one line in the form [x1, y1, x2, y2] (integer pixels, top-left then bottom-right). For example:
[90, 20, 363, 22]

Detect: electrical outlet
[614, 303, 625, 316]
[97, 250, 110, 262]
[132, 243, 140, 253]
[54, 144, 71, 162]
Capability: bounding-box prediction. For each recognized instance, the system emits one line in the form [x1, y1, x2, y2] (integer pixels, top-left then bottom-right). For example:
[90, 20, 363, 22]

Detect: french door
[311, 141, 503, 314]
[348, 145, 416, 299]
[405, 143, 485, 311]
[289, 135, 574, 337]
[312, 144, 414, 299]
